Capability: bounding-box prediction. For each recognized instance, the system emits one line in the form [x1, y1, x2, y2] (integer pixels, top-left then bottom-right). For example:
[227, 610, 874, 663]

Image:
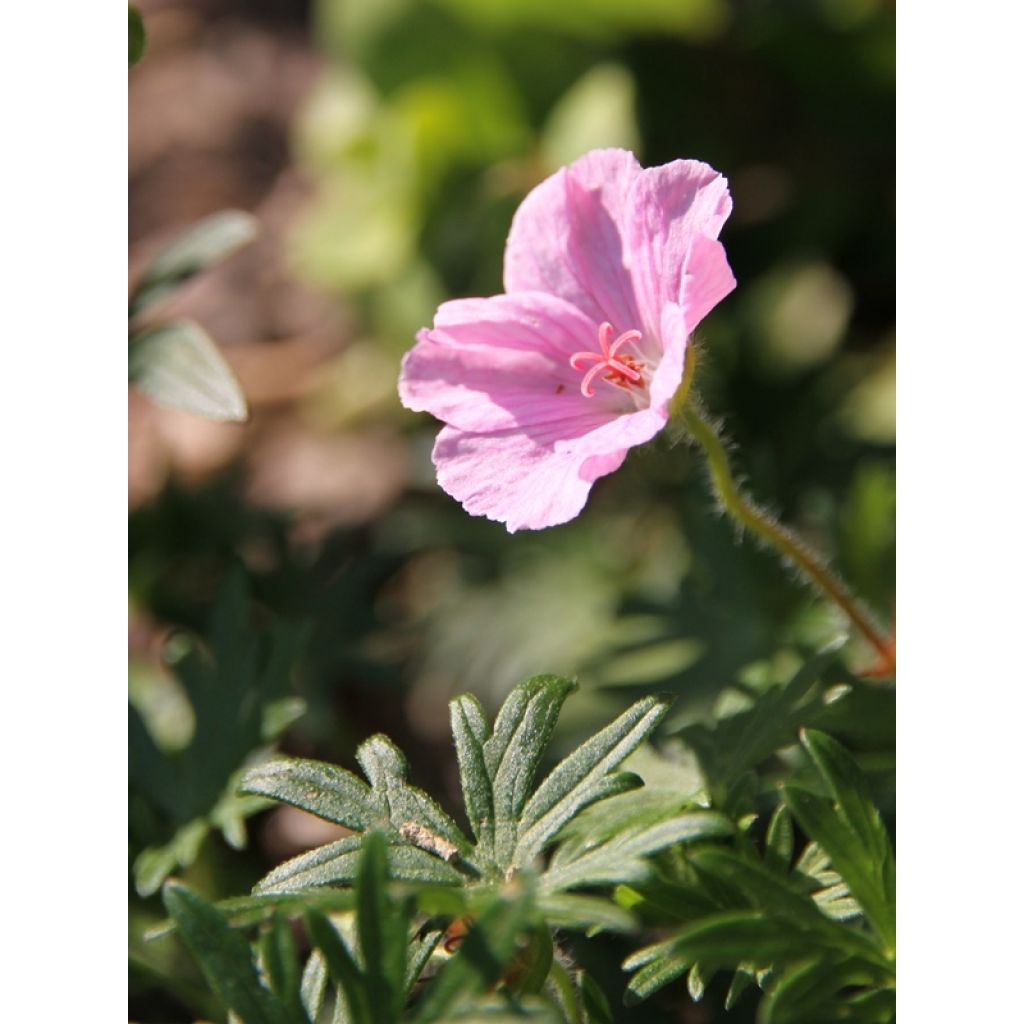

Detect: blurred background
[128, 0, 894, 1019]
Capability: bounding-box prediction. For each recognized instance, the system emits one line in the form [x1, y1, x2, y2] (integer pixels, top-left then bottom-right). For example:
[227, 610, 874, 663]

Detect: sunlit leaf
[128, 320, 249, 422]
[130, 210, 259, 315]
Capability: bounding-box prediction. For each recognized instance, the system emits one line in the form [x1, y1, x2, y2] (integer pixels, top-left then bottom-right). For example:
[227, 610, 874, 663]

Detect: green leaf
[543, 812, 733, 892]
[507, 926, 553, 997]
[515, 694, 672, 864]
[129, 320, 249, 422]
[259, 914, 305, 1022]
[451, 676, 576, 867]
[255, 835, 463, 894]
[134, 819, 209, 898]
[130, 209, 259, 315]
[405, 930, 443, 997]
[579, 969, 614, 1024]
[145, 889, 356, 942]
[300, 949, 328, 1023]
[623, 946, 690, 1005]
[306, 910, 371, 1024]
[163, 881, 290, 1024]
[677, 646, 842, 796]
[783, 782, 894, 954]
[764, 804, 794, 874]
[536, 893, 636, 934]
[356, 832, 410, 1023]
[414, 882, 536, 1021]
[131, 574, 306, 893]
[799, 730, 895, 942]
[724, 964, 756, 1010]
[241, 758, 374, 832]
[129, 5, 146, 67]
[450, 694, 494, 853]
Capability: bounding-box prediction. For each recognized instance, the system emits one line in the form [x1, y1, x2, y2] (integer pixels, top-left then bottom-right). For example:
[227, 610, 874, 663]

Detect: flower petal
[625, 159, 733, 339]
[680, 234, 736, 334]
[503, 149, 643, 330]
[399, 292, 629, 434]
[432, 424, 630, 533]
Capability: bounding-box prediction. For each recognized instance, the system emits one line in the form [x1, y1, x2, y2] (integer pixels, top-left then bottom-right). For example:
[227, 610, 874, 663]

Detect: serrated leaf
[450, 694, 495, 853]
[798, 729, 895, 948]
[130, 210, 259, 314]
[163, 881, 290, 1024]
[784, 783, 893, 954]
[129, 4, 146, 67]
[241, 759, 374, 832]
[484, 675, 577, 866]
[129, 320, 248, 422]
[544, 812, 733, 892]
[515, 694, 671, 864]
[677, 646, 841, 796]
[356, 736, 473, 857]
[623, 947, 690, 1005]
[255, 835, 463, 894]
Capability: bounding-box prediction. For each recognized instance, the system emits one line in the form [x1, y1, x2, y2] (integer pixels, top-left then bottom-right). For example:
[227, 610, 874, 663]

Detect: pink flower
[399, 148, 735, 532]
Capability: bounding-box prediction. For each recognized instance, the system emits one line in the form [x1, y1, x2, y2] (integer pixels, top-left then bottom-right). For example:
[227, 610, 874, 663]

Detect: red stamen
[570, 322, 646, 397]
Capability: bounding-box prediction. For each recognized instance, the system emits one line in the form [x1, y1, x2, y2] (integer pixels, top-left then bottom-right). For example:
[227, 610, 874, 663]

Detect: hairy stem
[679, 400, 893, 674]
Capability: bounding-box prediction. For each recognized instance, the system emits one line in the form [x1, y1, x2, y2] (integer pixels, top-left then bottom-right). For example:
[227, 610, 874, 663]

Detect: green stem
[678, 401, 893, 672]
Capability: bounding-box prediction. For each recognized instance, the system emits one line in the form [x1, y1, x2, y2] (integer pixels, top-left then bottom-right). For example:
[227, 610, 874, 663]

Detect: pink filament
[570, 322, 644, 397]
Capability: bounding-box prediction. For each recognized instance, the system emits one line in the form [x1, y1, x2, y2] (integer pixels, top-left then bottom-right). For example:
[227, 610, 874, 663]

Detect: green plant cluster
[150, 671, 893, 1022]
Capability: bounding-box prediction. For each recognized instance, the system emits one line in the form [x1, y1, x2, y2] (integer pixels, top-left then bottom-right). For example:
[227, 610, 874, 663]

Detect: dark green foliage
[621, 728, 895, 1022]
[130, 572, 307, 896]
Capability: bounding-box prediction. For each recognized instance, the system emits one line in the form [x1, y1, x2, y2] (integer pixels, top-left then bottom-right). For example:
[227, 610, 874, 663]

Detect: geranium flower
[399, 148, 735, 532]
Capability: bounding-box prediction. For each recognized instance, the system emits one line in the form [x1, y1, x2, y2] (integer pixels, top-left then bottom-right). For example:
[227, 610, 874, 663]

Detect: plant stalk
[678, 396, 894, 675]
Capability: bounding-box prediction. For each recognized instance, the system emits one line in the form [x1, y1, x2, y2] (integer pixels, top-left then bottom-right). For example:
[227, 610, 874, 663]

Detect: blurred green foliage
[130, 0, 893, 1019]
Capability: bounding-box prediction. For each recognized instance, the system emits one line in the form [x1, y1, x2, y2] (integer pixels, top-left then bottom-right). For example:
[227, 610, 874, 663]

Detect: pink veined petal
[680, 234, 737, 334]
[399, 291, 628, 434]
[432, 424, 629, 533]
[503, 148, 643, 329]
[624, 159, 733, 341]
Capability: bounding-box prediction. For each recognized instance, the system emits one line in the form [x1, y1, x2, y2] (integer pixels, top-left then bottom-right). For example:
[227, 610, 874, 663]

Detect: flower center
[569, 322, 646, 398]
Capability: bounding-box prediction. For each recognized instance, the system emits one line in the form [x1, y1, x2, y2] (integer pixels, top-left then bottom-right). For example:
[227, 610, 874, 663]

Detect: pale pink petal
[399, 292, 629, 434]
[503, 149, 643, 330]
[624, 160, 733, 340]
[680, 234, 736, 334]
[432, 424, 630, 533]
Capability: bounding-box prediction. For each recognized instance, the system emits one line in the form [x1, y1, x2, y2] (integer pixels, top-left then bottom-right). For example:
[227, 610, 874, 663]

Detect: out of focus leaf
[130, 210, 259, 315]
[128, 320, 249, 422]
[677, 646, 845, 799]
[784, 730, 895, 953]
[413, 881, 536, 1021]
[129, 5, 146, 67]
[130, 573, 306, 895]
[162, 882, 290, 1024]
[540, 64, 639, 170]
